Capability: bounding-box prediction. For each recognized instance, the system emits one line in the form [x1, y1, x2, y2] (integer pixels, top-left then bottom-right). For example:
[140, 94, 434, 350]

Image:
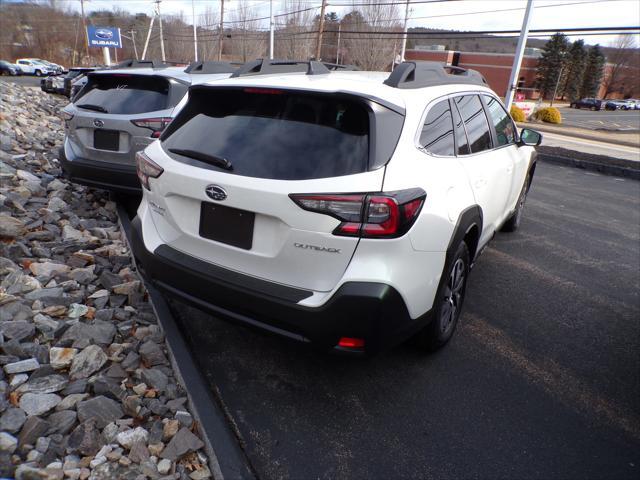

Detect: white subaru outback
[130, 60, 541, 355]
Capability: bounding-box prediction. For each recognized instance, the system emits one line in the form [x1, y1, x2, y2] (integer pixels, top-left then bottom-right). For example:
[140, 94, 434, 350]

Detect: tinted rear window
[75, 74, 176, 114]
[162, 88, 370, 180]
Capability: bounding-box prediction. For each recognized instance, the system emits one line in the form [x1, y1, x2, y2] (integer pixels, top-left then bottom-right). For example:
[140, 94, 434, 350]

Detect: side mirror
[519, 128, 542, 146]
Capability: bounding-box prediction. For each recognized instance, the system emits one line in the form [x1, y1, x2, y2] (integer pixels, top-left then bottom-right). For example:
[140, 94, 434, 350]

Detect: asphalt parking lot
[2, 74, 43, 87]
[169, 161, 639, 480]
[560, 107, 640, 131]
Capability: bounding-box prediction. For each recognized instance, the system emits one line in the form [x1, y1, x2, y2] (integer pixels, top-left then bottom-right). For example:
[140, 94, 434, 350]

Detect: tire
[413, 242, 470, 352]
[501, 176, 530, 233]
[35, 70, 42, 77]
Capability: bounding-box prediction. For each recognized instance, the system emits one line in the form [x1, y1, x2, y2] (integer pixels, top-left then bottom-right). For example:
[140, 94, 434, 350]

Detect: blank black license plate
[93, 129, 119, 151]
[199, 202, 254, 250]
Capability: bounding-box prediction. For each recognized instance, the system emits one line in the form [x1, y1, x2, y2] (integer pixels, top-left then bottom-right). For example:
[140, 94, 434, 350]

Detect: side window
[419, 99, 455, 156]
[450, 98, 470, 155]
[483, 95, 516, 147]
[453, 95, 492, 153]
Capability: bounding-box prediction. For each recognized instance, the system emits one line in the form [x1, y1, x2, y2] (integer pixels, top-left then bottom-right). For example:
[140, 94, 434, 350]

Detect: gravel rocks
[0, 82, 212, 478]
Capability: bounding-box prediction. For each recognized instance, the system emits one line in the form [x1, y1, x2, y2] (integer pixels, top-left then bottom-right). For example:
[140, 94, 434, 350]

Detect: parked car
[628, 99, 640, 110]
[40, 75, 64, 94]
[60, 60, 239, 194]
[15, 59, 56, 76]
[64, 67, 98, 96]
[605, 99, 635, 110]
[0, 60, 20, 76]
[569, 98, 603, 110]
[32, 59, 64, 75]
[130, 60, 541, 355]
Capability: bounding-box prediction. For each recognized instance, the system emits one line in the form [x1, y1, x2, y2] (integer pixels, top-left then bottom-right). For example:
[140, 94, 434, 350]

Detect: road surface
[170, 161, 640, 480]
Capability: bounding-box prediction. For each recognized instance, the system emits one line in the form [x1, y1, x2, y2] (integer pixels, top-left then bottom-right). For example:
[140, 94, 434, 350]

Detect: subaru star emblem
[93, 119, 104, 128]
[205, 185, 227, 201]
[95, 29, 114, 40]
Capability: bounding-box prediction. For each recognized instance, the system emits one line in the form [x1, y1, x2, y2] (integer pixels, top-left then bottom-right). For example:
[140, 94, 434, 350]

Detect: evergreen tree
[536, 33, 570, 99]
[560, 40, 586, 101]
[579, 45, 606, 98]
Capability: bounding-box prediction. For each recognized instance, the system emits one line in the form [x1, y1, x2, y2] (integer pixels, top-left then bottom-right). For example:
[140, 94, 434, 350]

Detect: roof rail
[110, 59, 168, 69]
[184, 60, 241, 74]
[322, 62, 359, 71]
[230, 58, 330, 78]
[384, 61, 488, 89]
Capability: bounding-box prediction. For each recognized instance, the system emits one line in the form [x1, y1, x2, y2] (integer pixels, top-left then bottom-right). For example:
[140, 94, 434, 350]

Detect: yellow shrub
[510, 105, 526, 122]
[535, 107, 562, 124]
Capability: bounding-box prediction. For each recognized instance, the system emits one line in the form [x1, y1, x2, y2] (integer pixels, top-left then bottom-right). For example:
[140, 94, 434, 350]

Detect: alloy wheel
[440, 258, 466, 335]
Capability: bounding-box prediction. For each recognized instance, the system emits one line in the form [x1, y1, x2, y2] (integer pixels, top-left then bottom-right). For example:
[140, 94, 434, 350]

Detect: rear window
[162, 88, 371, 180]
[75, 74, 183, 114]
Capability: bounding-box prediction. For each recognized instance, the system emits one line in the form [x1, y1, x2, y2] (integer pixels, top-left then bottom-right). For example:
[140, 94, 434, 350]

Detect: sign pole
[142, 16, 155, 60]
[505, 0, 534, 111]
[192, 0, 198, 61]
[103, 47, 111, 66]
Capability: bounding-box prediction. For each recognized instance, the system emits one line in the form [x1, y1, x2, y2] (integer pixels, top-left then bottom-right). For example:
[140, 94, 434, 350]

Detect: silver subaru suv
[60, 60, 238, 194]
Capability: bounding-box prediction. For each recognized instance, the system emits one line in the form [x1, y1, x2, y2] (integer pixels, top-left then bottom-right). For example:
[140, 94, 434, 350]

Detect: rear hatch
[145, 86, 404, 292]
[68, 73, 187, 166]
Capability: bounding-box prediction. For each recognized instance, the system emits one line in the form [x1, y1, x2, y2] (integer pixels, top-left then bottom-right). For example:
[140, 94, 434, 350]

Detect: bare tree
[199, 5, 219, 61]
[342, 0, 402, 71]
[228, 0, 265, 62]
[602, 34, 638, 97]
[275, 0, 315, 60]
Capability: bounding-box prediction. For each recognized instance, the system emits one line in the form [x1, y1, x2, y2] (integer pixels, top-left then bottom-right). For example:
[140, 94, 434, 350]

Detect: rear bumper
[129, 216, 431, 355]
[59, 144, 141, 194]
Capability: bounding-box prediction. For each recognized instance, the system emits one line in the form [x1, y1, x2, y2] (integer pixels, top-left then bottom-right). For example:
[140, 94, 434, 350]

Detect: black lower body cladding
[129, 217, 432, 355]
[59, 146, 141, 194]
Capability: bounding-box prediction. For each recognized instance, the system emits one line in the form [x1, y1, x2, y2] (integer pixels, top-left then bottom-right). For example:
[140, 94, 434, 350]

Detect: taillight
[136, 151, 164, 191]
[131, 117, 172, 138]
[290, 188, 425, 238]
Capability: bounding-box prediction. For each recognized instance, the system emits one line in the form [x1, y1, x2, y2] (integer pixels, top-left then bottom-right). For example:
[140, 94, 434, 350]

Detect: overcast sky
[42, 0, 640, 46]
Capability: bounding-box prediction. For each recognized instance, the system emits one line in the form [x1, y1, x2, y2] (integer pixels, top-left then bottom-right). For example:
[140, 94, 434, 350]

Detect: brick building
[406, 48, 640, 100]
[406, 49, 539, 99]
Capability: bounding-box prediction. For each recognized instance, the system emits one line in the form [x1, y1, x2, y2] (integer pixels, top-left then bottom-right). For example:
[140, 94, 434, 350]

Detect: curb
[537, 153, 640, 180]
[115, 201, 256, 480]
[517, 122, 639, 148]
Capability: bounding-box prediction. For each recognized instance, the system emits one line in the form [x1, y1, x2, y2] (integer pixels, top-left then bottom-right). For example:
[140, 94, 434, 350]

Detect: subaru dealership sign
[87, 26, 122, 48]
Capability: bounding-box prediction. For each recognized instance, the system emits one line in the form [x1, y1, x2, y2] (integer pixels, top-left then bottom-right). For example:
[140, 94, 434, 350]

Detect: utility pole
[80, 0, 89, 63]
[269, 0, 275, 59]
[315, 0, 327, 60]
[141, 15, 155, 60]
[129, 30, 139, 60]
[505, 0, 534, 110]
[218, 0, 225, 61]
[192, 0, 198, 61]
[335, 23, 341, 64]
[551, 64, 564, 106]
[155, 0, 166, 62]
[399, 0, 410, 63]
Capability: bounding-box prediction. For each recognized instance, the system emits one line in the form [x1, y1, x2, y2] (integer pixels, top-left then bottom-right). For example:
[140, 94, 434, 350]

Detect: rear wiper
[77, 103, 108, 113]
[168, 148, 233, 171]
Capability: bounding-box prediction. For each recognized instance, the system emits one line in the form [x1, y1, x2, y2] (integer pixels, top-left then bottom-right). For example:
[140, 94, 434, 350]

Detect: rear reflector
[290, 188, 426, 238]
[338, 337, 365, 349]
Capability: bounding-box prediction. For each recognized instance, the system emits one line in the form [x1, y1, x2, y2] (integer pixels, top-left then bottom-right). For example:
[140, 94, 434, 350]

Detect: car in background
[0, 60, 20, 76]
[61, 67, 97, 96]
[605, 99, 635, 110]
[60, 60, 239, 194]
[569, 98, 603, 110]
[628, 99, 640, 110]
[15, 59, 56, 76]
[41, 75, 64, 94]
[33, 59, 65, 75]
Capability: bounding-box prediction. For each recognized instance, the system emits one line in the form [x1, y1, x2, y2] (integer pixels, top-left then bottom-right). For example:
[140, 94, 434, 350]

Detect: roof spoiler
[184, 60, 241, 74]
[110, 59, 168, 69]
[384, 61, 487, 89]
[230, 58, 331, 77]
